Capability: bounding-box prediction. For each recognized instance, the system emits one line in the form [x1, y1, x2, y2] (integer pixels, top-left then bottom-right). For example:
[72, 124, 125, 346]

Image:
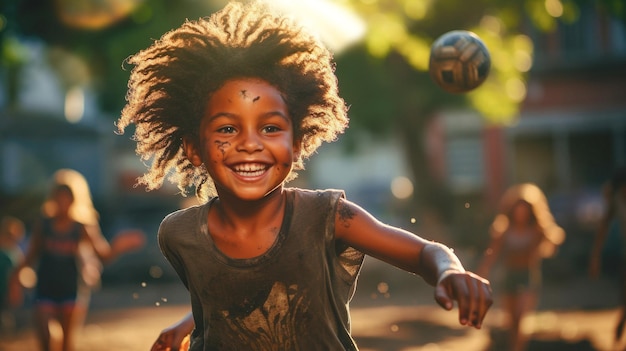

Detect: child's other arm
[82, 225, 145, 265]
[334, 198, 492, 328]
[152, 311, 194, 351]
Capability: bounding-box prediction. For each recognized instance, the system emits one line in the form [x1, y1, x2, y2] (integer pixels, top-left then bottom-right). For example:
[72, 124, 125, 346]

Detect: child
[116, 2, 492, 350]
[589, 167, 626, 348]
[478, 183, 565, 351]
[0, 216, 25, 331]
[10, 169, 145, 351]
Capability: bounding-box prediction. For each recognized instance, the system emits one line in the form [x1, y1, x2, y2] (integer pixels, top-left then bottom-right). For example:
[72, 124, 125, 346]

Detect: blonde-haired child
[478, 183, 565, 351]
[10, 169, 145, 351]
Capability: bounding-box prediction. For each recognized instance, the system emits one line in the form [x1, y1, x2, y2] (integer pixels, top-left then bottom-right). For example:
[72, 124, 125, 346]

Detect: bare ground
[0, 259, 621, 351]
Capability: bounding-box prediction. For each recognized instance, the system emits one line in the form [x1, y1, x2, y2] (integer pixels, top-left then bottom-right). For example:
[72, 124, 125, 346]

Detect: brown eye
[217, 126, 236, 134]
[262, 125, 281, 133]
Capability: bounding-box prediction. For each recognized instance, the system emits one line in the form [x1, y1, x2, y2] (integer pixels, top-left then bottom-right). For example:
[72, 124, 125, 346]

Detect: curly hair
[116, 0, 349, 200]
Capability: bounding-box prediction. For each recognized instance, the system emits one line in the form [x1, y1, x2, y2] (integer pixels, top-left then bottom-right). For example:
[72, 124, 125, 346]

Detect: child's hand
[434, 271, 492, 329]
[152, 312, 194, 351]
[151, 328, 190, 351]
[111, 229, 146, 255]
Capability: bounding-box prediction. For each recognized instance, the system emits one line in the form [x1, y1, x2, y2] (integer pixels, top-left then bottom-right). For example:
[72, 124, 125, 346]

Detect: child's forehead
[214, 77, 283, 95]
[52, 185, 74, 197]
[206, 78, 288, 108]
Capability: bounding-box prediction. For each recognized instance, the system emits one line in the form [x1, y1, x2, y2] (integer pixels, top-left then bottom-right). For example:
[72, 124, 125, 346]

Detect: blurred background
[0, 0, 625, 349]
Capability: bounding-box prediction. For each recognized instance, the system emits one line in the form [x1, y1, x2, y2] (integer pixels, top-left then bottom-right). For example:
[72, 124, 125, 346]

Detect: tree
[3, 0, 623, 223]
[333, 0, 624, 224]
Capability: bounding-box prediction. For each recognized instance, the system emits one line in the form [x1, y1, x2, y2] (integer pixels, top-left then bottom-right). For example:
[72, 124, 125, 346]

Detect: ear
[292, 137, 303, 162]
[183, 137, 203, 167]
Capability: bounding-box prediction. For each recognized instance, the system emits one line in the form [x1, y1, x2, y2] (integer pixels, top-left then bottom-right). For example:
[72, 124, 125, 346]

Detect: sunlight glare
[48, 319, 63, 341]
[514, 50, 532, 72]
[505, 78, 527, 102]
[55, 0, 145, 30]
[404, 0, 430, 20]
[479, 15, 502, 35]
[545, 0, 564, 18]
[377, 282, 389, 294]
[512, 34, 534, 73]
[270, 0, 366, 53]
[65, 86, 85, 123]
[18, 266, 37, 288]
[391, 176, 414, 199]
[149, 265, 163, 278]
[420, 343, 441, 351]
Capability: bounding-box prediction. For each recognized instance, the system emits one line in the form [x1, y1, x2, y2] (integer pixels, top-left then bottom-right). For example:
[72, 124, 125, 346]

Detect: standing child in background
[116, 2, 493, 350]
[478, 183, 565, 351]
[589, 167, 626, 349]
[0, 216, 25, 332]
[9, 169, 145, 351]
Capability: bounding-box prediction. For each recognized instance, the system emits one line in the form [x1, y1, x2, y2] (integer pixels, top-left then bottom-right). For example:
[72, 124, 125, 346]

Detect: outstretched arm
[82, 225, 145, 265]
[334, 198, 492, 328]
[477, 227, 504, 278]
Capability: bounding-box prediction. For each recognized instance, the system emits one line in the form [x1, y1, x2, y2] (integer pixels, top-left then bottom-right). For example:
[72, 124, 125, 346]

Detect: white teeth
[233, 163, 267, 176]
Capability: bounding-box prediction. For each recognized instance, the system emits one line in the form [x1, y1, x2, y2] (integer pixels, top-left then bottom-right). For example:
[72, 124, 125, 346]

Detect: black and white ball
[429, 30, 491, 93]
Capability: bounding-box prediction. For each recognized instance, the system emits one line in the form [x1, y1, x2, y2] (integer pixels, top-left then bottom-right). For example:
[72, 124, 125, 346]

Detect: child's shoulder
[285, 187, 346, 211]
[161, 200, 210, 227]
[286, 187, 345, 199]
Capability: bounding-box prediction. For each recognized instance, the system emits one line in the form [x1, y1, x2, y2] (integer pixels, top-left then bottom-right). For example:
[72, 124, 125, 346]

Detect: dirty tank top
[158, 188, 366, 351]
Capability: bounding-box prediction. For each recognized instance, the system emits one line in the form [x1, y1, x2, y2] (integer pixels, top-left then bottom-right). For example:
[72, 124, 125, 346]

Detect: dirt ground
[0, 259, 621, 351]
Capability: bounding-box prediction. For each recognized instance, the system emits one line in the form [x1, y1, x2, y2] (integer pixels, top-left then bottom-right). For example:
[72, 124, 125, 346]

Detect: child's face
[186, 78, 299, 201]
[53, 187, 74, 216]
[511, 200, 532, 226]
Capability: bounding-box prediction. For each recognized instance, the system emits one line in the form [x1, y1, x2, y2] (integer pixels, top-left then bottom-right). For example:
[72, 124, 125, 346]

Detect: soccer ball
[429, 30, 491, 94]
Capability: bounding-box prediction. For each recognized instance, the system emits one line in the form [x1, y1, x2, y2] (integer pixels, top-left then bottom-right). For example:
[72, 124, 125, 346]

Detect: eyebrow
[204, 111, 291, 124]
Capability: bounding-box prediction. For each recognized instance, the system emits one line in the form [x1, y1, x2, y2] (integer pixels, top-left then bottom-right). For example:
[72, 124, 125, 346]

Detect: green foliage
[1, 36, 28, 67]
[342, 0, 538, 127]
[4, 0, 623, 123]
[338, 0, 623, 129]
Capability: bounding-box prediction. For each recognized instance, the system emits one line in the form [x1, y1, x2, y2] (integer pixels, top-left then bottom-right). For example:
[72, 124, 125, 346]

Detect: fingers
[151, 332, 175, 351]
[473, 274, 492, 328]
[437, 272, 492, 329]
[458, 275, 473, 326]
[112, 230, 147, 253]
[434, 283, 453, 311]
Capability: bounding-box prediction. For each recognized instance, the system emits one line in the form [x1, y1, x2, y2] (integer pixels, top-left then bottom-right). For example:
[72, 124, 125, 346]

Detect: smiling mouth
[232, 163, 268, 177]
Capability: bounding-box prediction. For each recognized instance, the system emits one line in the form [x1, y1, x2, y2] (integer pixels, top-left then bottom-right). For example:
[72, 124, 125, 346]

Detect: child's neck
[215, 186, 285, 220]
[510, 222, 530, 231]
[52, 212, 75, 232]
[208, 187, 287, 259]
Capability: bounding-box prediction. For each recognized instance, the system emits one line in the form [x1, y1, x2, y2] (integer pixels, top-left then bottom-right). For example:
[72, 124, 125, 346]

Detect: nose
[236, 127, 264, 153]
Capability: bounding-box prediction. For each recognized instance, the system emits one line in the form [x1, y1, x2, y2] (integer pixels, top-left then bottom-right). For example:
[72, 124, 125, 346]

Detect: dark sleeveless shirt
[158, 188, 365, 351]
[36, 217, 82, 301]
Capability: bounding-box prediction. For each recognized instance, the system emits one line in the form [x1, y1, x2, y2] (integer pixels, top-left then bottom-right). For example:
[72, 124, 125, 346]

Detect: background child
[116, 2, 493, 350]
[9, 169, 145, 351]
[478, 183, 565, 351]
[0, 216, 25, 332]
[589, 167, 626, 349]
